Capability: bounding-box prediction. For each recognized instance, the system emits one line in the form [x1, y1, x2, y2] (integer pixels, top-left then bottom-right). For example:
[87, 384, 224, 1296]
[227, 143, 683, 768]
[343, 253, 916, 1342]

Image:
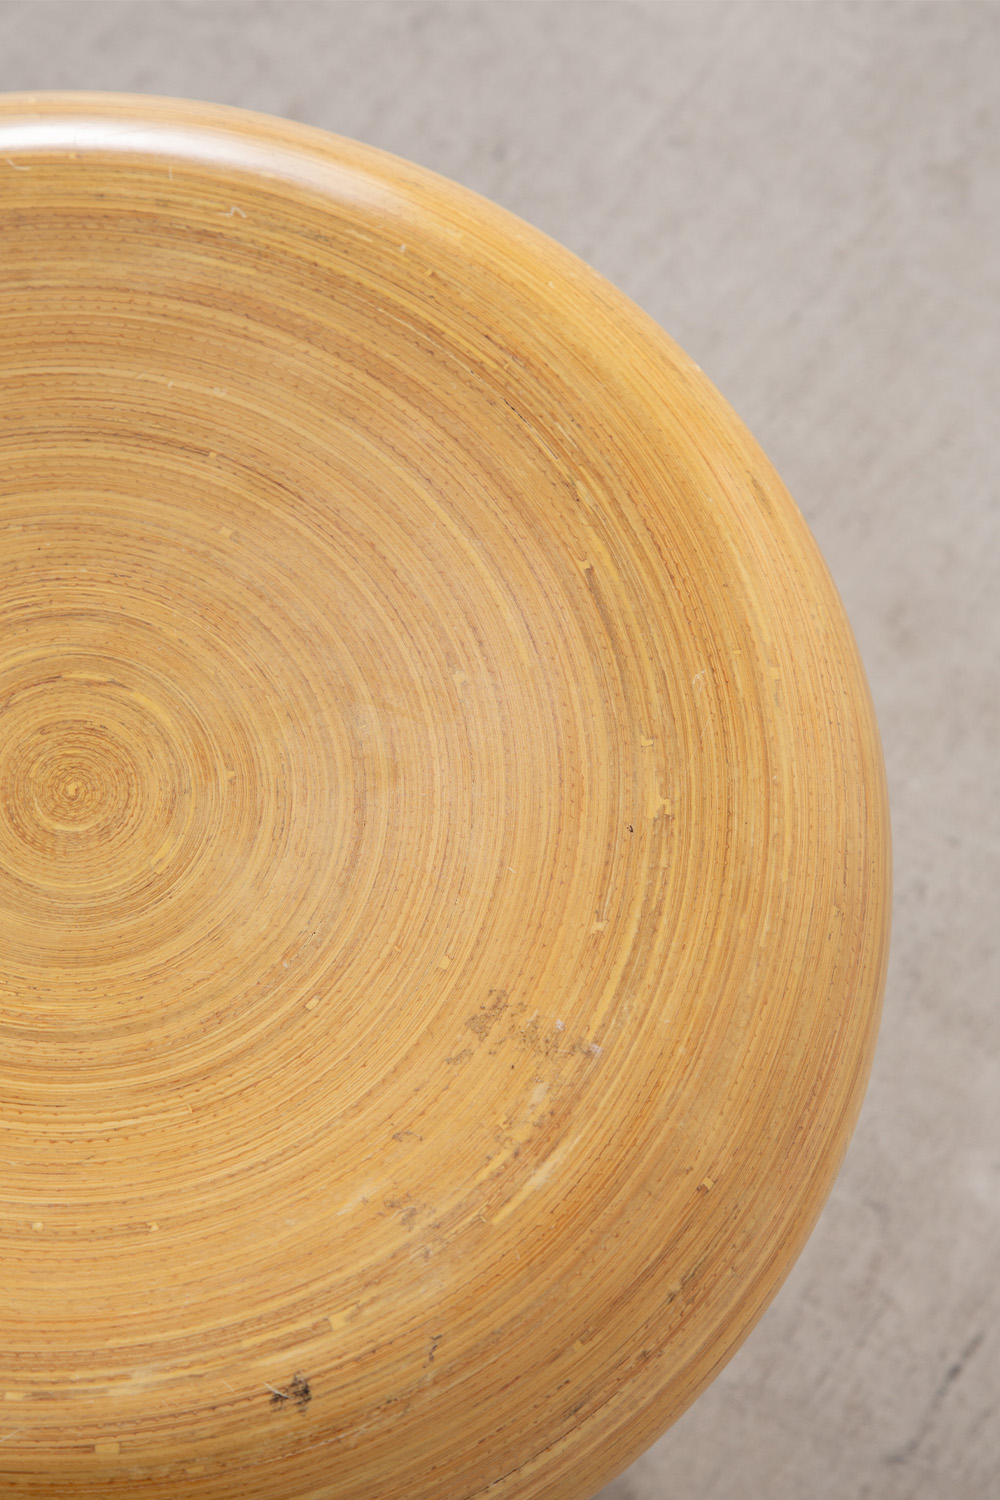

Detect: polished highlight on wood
[0, 93, 889, 1499]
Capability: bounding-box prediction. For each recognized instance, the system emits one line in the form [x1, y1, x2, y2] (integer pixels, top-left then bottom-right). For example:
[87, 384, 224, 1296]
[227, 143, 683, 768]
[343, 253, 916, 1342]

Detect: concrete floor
[0, 3, 996, 1496]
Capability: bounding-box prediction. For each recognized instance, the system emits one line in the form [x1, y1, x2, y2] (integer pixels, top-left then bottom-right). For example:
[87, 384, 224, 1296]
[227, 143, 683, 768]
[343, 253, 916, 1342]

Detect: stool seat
[0, 92, 889, 1500]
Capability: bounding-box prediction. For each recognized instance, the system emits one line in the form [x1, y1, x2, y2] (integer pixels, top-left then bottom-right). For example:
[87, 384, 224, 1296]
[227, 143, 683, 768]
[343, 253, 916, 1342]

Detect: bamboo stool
[0, 93, 890, 1499]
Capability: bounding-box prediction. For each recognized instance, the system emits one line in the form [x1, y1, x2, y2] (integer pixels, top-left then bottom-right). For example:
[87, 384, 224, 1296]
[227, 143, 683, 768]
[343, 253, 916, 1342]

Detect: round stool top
[0, 93, 889, 1499]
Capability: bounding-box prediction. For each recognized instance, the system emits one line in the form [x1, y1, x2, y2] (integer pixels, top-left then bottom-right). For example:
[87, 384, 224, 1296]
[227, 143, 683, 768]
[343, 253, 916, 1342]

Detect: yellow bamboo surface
[0, 93, 889, 1499]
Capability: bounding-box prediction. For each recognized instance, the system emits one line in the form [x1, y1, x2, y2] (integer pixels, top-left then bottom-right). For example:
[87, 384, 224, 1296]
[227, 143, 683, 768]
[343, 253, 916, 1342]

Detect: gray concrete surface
[0, 3, 996, 1496]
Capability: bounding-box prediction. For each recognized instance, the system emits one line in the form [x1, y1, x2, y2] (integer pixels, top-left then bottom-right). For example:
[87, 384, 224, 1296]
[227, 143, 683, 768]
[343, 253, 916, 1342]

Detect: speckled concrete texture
[0, 3, 996, 1496]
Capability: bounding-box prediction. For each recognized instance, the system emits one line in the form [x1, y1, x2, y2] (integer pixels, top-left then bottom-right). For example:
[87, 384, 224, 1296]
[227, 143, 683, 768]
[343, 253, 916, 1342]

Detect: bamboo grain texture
[0, 93, 890, 1499]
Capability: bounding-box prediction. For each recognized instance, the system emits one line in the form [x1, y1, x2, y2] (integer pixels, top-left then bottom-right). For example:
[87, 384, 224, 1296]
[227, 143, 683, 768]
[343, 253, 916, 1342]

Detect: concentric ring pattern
[0, 95, 890, 1499]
